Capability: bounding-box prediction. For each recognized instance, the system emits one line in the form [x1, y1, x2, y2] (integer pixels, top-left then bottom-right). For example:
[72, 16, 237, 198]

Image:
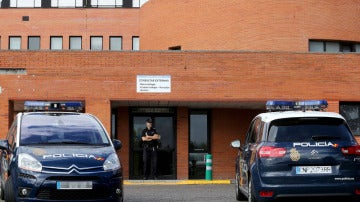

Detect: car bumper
[14, 170, 123, 202]
[253, 178, 360, 201]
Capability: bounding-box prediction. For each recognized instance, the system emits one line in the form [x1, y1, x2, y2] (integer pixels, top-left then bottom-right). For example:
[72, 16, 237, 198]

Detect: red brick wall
[328, 101, 340, 113]
[211, 109, 263, 179]
[0, 51, 359, 133]
[0, 8, 139, 50]
[140, 0, 360, 51]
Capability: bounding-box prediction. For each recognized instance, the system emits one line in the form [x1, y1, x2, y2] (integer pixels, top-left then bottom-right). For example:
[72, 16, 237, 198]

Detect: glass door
[189, 110, 210, 179]
[130, 108, 176, 179]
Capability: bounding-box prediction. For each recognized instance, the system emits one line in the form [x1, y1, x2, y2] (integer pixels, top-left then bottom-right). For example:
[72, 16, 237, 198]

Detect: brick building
[0, 0, 359, 180]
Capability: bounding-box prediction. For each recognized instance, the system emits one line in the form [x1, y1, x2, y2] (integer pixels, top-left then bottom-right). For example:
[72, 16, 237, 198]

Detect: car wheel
[4, 177, 15, 202]
[248, 177, 257, 202]
[236, 173, 247, 201]
[0, 182, 4, 200]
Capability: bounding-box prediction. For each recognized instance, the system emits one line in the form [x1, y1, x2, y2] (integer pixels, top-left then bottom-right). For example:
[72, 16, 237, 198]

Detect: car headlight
[18, 153, 42, 172]
[103, 153, 121, 171]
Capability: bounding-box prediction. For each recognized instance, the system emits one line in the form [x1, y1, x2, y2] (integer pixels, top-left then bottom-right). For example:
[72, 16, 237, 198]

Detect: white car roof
[257, 111, 345, 123]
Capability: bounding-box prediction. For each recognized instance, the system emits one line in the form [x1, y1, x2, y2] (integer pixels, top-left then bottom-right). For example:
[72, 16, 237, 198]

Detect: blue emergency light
[266, 100, 328, 112]
[24, 101, 83, 112]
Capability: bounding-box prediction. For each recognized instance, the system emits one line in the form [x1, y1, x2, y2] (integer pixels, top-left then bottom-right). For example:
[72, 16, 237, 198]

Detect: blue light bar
[24, 101, 83, 112]
[266, 101, 295, 111]
[295, 100, 328, 111]
[266, 100, 328, 112]
[24, 101, 46, 111]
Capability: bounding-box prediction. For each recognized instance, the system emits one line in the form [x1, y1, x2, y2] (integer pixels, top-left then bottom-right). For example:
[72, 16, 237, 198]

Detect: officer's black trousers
[143, 147, 158, 178]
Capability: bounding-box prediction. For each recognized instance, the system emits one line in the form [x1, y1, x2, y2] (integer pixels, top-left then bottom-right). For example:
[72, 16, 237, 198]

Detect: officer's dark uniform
[142, 126, 159, 179]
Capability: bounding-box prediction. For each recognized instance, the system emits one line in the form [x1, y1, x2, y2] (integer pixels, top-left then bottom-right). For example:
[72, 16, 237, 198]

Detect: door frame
[129, 107, 177, 179]
[188, 109, 212, 179]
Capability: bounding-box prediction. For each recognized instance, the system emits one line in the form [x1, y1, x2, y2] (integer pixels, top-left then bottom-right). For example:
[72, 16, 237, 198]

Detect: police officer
[142, 119, 161, 180]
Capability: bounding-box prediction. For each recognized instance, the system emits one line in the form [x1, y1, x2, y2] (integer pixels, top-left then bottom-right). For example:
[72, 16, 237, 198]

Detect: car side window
[246, 118, 261, 144]
[7, 121, 17, 151]
[258, 121, 264, 141]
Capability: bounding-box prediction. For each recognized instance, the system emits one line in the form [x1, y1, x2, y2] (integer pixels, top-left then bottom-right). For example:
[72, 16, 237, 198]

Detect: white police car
[0, 101, 123, 202]
[232, 100, 360, 202]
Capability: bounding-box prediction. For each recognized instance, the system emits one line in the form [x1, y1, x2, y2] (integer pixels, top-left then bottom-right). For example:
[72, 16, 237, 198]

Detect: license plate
[56, 181, 93, 190]
[296, 166, 332, 174]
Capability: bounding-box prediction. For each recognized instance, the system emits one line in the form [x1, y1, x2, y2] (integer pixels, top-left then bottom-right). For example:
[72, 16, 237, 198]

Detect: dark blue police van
[0, 101, 123, 202]
[231, 100, 360, 202]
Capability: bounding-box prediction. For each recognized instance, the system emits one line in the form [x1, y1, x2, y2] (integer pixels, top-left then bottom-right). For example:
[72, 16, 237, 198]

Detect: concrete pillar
[117, 107, 130, 179]
[177, 107, 189, 180]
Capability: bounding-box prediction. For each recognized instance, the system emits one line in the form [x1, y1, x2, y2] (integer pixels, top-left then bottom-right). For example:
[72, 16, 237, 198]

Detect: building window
[109, 36, 122, 51]
[10, 0, 41, 8]
[309, 41, 323, 52]
[325, 41, 340, 53]
[90, 0, 123, 8]
[340, 103, 360, 136]
[50, 36, 63, 50]
[51, 0, 83, 8]
[69, 36, 82, 50]
[132, 0, 148, 7]
[90, 36, 103, 50]
[355, 44, 360, 52]
[9, 36, 21, 50]
[132, 36, 140, 51]
[28, 36, 40, 50]
[309, 40, 360, 53]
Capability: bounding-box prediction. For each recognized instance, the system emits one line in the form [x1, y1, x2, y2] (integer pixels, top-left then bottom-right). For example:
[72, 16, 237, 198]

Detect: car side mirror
[0, 140, 9, 151]
[112, 139, 122, 151]
[231, 140, 241, 149]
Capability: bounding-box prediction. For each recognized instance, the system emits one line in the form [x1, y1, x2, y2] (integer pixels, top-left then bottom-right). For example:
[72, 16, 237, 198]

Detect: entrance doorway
[130, 108, 176, 179]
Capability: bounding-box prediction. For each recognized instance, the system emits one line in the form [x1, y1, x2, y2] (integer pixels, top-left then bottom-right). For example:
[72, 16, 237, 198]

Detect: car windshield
[268, 117, 353, 142]
[20, 113, 110, 146]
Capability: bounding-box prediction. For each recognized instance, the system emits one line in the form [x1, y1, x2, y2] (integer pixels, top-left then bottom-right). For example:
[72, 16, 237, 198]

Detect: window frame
[309, 39, 360, 53]
[188, 109, 211, 153]
[132, 36, 140, 51]
[50, 36, 63, 50]
[28, 36, 40, 50]
[109, 36, 123, 51]
[9, 36, 22, 50]
[69, 36, 82, 50]
[90, 36, 103, 51]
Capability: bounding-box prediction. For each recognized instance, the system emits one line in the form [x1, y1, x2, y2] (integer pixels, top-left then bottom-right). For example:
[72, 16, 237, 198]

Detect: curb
[124, 180, 232, 185]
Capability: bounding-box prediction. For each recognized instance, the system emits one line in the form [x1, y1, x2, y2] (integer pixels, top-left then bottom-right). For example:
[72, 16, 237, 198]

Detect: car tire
[248, 177, 257, 202]
[236, 173, 247, 201]
[4, 177, 15, 202]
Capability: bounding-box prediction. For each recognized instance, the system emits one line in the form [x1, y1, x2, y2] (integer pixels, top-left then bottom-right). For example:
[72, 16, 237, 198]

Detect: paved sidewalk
[124, 184, 237, 202]
[124, 179, 232, 185]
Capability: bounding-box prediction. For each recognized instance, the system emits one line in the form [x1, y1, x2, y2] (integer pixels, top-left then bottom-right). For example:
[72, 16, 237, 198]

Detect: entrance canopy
[111, 101, 266, 110]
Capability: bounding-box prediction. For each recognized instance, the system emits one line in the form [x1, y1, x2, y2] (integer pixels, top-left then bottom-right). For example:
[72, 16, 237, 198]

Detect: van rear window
[268, 117, 353, 142]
